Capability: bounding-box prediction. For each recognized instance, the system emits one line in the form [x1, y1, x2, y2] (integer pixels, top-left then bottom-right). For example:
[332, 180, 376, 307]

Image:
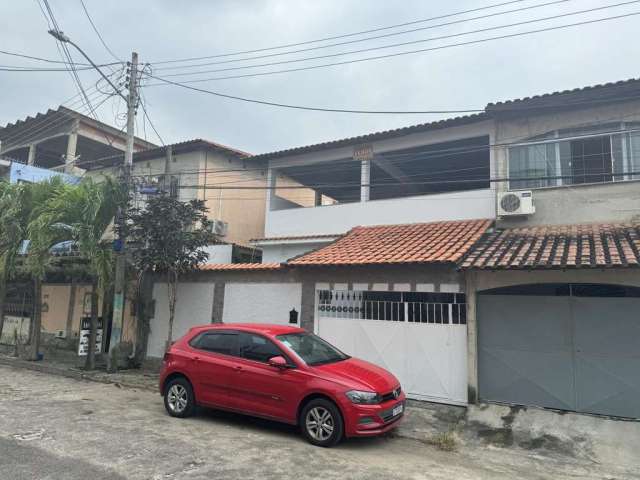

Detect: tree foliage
[0, 178, 67, 355]
[127, 196, 212, 276]
[0, 177, 124, 364]
[127, 195, 213, 350]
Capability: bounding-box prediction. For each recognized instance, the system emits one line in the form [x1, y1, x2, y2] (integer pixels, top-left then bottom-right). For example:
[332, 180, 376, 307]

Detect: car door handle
[191, 356, 200, 362]
[234, 366, 243, 371]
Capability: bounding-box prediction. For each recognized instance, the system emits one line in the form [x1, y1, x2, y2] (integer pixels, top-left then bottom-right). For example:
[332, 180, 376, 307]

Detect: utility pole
[109, 52, 138, 369]
[47, 30, 137, 370]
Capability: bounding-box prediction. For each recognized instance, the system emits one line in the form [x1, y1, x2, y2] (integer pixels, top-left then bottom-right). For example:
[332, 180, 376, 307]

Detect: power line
[144, 74, 640, 116]
[174, 169, 640, 191]
[154, 0, 571, 72]
[0, 71, 124, 148]
[144, 10, 640, 85]
[0, 49, 120, 67]
[137, 87, 165, 145]
[125, 122, 640, 182]
[157, 1, 639, 79]
[144, 73, 483, 114]
[128, 144, 633, 188]
[17, 100, 640, 175]
[149, 0, 531, 65]
[0, 64, 111, 72]
[79, 0, 122, 62]
[41, 0, 97, 120]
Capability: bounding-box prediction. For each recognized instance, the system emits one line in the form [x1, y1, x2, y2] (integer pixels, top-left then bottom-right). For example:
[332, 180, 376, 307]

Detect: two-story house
[144, 79, 640, 420]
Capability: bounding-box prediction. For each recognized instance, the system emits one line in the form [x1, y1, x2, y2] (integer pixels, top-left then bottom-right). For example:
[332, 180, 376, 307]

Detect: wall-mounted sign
[353, 144, 374, 162]
[78, 317, 103, 356]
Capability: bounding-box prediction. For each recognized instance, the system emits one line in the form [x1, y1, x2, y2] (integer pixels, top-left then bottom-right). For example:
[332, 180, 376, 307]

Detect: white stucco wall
[266, 189, 495, 237]
[260, 241, 332, 263]
[147, 282, 215, 358]
[222, 283, 302, 325]
[202, 244, 233, 264]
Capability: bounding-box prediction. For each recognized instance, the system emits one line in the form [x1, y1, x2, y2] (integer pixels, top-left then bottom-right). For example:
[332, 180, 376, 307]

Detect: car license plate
[392, 404, 403, 417]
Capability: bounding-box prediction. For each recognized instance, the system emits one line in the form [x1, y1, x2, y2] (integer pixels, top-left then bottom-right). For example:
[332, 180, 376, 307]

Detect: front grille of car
[380, 386, 402, 403]
[379, 401, 405, 423]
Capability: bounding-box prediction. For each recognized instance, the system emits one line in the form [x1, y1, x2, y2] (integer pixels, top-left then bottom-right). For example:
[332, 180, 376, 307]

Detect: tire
[163, 377, 195, 418]
[300, 398, 344, 447]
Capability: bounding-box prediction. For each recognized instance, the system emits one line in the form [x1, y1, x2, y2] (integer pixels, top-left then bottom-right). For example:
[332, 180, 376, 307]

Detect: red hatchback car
[159, 324, 405, 447]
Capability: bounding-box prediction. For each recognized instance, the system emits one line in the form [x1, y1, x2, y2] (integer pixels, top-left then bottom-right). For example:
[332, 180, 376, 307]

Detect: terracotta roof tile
[250, 233, 342, 243]
[199, 263, 282, 271]
[461, 223, 640, 270]
[288, 219, 491, 266]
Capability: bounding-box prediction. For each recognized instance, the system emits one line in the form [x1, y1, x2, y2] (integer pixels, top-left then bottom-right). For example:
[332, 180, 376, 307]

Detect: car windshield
[276, 332, 349, 366]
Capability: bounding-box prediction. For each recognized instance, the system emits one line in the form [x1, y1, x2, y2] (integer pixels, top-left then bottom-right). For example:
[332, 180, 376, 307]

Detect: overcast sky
[1, 0, 639, 154]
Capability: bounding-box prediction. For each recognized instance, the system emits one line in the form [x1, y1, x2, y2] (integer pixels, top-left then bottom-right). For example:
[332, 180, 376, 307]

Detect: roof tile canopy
[199, 263, 282, 271]
[461, 223, 640, 270]
[288, 219, 491, 266]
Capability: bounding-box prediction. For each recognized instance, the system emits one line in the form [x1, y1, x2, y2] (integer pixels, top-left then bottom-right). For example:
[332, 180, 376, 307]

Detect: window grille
[317, 290, 466, 325]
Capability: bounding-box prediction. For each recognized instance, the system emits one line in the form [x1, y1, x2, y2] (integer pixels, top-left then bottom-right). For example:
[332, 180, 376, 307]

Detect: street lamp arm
[47, 29, 128, 103]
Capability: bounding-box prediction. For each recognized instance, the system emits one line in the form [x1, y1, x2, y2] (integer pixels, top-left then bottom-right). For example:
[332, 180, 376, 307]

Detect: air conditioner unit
[498, 190, 536, 216]
[54, 330, 66, 339]
[209, 219, 228, 237]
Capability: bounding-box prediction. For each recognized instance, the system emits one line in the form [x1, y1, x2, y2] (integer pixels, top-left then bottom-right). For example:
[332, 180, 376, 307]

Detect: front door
[230, 332, 304, 422]
[188, 330, 240, 408]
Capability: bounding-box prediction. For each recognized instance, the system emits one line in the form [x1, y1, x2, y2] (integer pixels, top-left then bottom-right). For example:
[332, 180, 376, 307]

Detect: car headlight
[345, 390, 381, 404]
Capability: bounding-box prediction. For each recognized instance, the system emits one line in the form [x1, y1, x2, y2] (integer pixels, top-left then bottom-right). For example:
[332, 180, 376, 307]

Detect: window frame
[507, 123, 640, 190]
[189, 329, 241, 357]
[238, 331, 296, 367]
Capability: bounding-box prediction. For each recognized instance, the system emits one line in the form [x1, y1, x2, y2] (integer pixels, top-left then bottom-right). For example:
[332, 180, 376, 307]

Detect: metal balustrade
[317, 290, 466, 324]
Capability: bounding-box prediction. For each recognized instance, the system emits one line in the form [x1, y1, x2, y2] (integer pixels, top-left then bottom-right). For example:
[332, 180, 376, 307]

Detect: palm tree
[28, 177, 123, 369]
[0, 180, 22, 343]
[0, 178, 67, 359]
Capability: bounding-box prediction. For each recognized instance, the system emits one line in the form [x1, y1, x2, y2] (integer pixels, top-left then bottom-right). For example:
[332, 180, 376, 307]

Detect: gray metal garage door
[478, 284, 640, 419]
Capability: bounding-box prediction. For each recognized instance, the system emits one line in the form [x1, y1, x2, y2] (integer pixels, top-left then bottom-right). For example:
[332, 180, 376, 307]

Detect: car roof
[191, 323, 305, 336]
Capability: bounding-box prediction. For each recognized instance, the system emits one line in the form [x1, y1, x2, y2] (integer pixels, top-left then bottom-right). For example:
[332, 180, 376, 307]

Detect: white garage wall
[147, 282, 215, 358]
[223, 283, 302, 325]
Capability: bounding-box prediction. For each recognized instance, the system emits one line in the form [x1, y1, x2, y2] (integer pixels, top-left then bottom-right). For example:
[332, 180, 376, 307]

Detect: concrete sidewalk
[2, 352, 638, 478]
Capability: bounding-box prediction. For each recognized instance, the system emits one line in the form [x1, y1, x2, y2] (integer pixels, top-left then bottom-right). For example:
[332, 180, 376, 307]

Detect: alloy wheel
[305, 406, 334, 441]
[167, 384, 188, 414]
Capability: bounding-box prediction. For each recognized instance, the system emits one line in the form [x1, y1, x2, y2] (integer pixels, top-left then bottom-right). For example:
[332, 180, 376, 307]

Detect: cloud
[1, 0, 638, 154]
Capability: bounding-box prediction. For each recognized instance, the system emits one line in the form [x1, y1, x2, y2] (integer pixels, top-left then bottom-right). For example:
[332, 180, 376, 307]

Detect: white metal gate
[316, 290, 468, 404]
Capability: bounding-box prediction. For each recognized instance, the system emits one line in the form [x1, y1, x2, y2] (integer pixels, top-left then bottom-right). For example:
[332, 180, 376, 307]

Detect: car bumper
[341, 394, 406, 437]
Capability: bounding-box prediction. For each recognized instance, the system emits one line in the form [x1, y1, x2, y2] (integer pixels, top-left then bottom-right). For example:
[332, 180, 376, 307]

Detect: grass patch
[428, 431, 457, 452]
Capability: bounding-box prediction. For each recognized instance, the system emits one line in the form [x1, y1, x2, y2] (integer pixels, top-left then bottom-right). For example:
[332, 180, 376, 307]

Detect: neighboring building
[0, 106, 155, 173]
[86, 138, 267, 247]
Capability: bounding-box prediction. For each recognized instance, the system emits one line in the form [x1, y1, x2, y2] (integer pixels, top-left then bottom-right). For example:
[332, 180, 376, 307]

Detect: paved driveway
[0, 365, 630, 480]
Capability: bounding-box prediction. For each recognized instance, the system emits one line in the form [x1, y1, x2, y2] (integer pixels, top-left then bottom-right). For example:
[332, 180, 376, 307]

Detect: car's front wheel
[300, 399, 343, 447]
[163, 377, 195, 418]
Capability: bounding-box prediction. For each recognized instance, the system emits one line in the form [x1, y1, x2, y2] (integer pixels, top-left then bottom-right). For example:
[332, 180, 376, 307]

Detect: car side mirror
[268, 356, 288, 369]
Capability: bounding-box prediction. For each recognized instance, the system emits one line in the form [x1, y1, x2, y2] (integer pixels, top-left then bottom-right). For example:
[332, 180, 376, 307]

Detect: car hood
[312, 357, 399, 393]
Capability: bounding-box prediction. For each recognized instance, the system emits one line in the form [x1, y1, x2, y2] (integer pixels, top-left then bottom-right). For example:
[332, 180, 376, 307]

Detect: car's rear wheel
[164, 377, 195, 418]
[300, 399, 343, 447]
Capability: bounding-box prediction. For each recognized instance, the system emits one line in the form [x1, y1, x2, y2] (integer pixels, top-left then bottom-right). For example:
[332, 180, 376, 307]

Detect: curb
[0, 355, 157, 392]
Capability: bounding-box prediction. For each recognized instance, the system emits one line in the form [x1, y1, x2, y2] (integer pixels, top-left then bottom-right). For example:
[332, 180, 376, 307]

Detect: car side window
[239, 333, 287, 364]
[192, 332, 238, 356]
